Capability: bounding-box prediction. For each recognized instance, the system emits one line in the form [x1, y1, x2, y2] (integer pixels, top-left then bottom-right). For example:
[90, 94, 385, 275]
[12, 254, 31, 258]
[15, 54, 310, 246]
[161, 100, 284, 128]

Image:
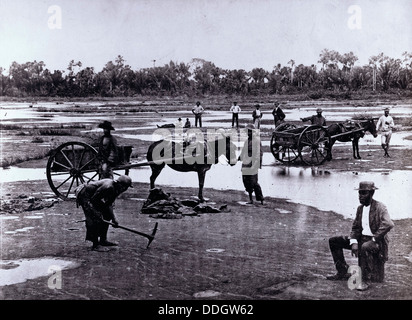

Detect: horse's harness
[336, 120, 366, 140]
[163, 137, 230, 164]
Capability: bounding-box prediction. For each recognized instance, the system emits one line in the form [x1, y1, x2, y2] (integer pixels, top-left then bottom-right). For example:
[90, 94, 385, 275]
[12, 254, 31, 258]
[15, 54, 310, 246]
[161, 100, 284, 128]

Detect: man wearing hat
[252, 104, 263, 129]
[326, 181, 394, 291]
[271, 101, 286, 128]
[301, 108, 326, 126]
[75, 175, 134, 252]
[376, 107, 395, 157]
[97, 120, 118, 179]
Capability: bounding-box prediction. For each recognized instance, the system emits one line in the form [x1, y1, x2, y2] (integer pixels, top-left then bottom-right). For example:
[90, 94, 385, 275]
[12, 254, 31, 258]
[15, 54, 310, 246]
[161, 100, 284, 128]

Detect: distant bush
[32, 136, 44, 143]
[38, 129, 73, 136]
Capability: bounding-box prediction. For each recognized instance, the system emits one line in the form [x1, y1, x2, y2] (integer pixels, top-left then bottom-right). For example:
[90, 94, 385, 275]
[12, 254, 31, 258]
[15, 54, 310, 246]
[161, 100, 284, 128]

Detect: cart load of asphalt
[140, 187, 230, 218]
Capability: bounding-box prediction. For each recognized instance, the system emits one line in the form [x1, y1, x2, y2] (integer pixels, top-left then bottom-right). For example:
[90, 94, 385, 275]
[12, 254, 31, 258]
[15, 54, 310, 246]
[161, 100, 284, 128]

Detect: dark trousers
[242, 174, 263, 201]
[195, 115, 202, 127]
[79, 199, 112, 246]
[232, 113, 239, 128]
[329, 235, 381, 281]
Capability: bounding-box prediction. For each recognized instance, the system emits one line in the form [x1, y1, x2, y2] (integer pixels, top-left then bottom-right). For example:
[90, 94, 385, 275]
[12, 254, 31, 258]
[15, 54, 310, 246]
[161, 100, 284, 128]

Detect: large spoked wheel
[297, 125, 331, 166]
[270, 123, 299, 163]
[46, 141, 100, 200]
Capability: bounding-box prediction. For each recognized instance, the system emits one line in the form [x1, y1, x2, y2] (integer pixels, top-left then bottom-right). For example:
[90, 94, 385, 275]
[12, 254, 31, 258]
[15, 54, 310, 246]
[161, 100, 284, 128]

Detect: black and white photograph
[1, 0, 411, 312]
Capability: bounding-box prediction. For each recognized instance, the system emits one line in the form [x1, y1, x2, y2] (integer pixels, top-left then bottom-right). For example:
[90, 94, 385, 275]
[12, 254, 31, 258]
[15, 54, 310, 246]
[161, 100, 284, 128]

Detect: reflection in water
[131, 164, 411, 220]
[1, 163, 411, 220]
[0, 257, 80, 287]
[1, 102, 411, 220]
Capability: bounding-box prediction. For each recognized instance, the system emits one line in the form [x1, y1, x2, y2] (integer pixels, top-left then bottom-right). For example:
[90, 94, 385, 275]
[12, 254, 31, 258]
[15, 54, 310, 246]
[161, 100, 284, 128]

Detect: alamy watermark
[150, 127, 261, 175]
[347, 265, 362, 290]
[347, 5, 362, 30]
[48, 5, 62, 29]
[47, 265, 62, 289]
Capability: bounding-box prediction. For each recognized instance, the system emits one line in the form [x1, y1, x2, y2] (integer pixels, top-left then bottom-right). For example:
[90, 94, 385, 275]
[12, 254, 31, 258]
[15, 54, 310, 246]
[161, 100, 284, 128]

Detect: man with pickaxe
[75, 175, 133, 252]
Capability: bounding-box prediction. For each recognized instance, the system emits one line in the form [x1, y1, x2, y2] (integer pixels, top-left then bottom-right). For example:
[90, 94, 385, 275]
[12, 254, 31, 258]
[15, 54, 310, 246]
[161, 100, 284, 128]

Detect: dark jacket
[272, 107, 285, 124]
[350, 199, 394, 261]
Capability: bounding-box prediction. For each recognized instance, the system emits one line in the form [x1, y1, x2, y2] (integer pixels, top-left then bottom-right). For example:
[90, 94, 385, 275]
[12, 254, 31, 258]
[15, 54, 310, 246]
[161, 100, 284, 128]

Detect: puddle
[193, 290, 222, 298]
[276, 209, 292, 214]
[126, 165, 412, 220]
[1, 103, 411, 221]
[0, 216, 19, 220]
[15, 227, 35, 232]
[0, 257, 81, 287]
[206, 248, 225, 253]
[1, 162, 411, 220]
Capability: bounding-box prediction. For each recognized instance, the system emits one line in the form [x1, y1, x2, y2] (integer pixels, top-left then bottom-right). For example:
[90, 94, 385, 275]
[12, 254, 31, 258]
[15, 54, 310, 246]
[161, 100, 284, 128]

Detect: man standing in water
[239, 124, 264, 205]
[326, 181, 394, 291]
[75, 175, 133, 252]
[376, 107, 395, 157]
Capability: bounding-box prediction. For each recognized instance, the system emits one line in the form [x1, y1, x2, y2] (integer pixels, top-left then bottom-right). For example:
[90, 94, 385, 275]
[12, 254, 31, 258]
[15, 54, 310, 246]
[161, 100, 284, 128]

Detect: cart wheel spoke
[270, 123, 298, 163]
[59, 149, 74, 168]
[78, 155, 99, 172]
[80, 172, 98, 183]
[47, 141, 99, 200]
[298, 125, 330, 165]
[55, 174, 74, 190]
[51, 160, 72, 171]
[65, 176, 76, 199]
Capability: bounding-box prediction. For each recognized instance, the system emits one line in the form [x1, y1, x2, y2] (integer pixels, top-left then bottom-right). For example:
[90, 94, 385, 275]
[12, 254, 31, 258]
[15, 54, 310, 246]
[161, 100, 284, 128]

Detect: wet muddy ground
[1, 179, 412, 301]
[1, 98, 412, 303]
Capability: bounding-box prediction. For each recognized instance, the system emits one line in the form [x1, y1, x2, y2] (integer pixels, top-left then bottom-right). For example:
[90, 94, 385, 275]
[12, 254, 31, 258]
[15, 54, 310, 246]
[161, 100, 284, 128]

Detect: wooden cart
[270, 123, 332, 166]
[46, 141, 138, 200]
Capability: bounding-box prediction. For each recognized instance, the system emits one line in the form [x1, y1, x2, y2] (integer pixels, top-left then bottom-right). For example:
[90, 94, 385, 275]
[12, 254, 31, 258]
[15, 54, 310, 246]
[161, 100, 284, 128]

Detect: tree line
[1, 49, 411, 98]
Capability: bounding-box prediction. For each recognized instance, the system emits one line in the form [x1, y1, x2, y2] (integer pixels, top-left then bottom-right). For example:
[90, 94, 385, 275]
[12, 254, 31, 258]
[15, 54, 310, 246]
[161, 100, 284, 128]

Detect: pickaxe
[102, 220, 158, 249]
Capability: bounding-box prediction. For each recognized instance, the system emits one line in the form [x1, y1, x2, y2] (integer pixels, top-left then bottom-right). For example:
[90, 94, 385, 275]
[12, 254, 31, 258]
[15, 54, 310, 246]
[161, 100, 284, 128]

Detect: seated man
[326, 181, 394, 291]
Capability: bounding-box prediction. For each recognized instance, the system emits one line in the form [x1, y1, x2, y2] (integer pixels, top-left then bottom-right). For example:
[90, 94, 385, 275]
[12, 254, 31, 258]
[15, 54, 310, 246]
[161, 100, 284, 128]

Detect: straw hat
[355, 181, 378, 191]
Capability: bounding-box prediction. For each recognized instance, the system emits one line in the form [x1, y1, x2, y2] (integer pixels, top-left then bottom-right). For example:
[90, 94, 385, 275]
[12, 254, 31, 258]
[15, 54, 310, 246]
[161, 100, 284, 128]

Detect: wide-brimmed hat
[316, 108, 323, 113]
[245, 123, 255, 130]
[355, 181, 378, 191]
[98, 120, 115, 131]
[255, 104, 260, 108]
[274, 101, 280, 106]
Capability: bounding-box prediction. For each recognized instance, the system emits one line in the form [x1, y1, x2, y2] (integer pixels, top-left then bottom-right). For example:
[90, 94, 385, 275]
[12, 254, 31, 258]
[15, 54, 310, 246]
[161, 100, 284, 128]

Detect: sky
[0, 0, 411, 73]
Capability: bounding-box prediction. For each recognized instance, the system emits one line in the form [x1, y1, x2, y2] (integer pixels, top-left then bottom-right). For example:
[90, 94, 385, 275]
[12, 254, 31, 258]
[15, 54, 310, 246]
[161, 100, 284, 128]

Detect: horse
[146, 134, 238, 202]
[326, 118, 378, 160]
